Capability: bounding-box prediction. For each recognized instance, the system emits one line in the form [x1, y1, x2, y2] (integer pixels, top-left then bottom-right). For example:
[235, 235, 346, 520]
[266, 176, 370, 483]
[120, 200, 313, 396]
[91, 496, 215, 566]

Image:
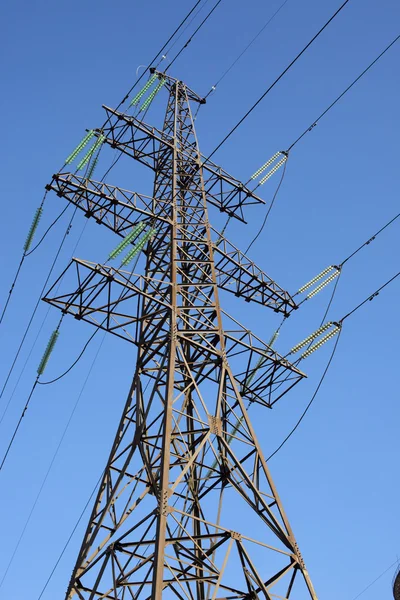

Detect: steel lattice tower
[44, 72, 317, 599]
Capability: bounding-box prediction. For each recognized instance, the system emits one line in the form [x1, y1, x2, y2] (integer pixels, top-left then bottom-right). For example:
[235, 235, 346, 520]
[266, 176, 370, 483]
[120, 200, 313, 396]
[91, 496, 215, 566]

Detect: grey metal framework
[44, 72, 317, 599]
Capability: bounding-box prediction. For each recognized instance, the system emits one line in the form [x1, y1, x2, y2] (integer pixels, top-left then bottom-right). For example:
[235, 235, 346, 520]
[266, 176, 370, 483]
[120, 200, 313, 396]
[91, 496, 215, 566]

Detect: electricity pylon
[44, 71, 317, 599]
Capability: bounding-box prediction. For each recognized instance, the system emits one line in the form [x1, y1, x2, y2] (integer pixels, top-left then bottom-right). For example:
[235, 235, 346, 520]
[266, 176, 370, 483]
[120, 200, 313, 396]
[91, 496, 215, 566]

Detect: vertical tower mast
[45, 74, 317, 599]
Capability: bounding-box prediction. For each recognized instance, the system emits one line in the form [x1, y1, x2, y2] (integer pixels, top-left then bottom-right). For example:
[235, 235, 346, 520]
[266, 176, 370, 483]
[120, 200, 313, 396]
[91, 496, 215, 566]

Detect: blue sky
[0, 0, 399, 598]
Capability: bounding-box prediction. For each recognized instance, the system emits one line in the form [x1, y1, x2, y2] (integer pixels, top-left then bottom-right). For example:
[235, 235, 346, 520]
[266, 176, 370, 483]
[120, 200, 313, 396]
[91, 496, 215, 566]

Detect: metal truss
[46, 173, 297, 314]
[44, 75, 317, 599]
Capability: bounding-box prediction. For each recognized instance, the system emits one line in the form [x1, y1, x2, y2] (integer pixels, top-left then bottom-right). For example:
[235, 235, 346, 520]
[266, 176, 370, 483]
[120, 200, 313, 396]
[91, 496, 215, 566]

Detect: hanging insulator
[140, 78, 166, 112]
[77, 134, 105, 171]
[268, 330, 279, 348]
[290, 322, 334, 354]
[129, 74, 158, 107]
[259, 154, 288, 185]
[301, 325, 341, 358]
[243, 354, 266, 389]
[297, 266, 335, 294]
[307, 269, 340, 298]
[65, 130, 95, 164]
[121, 228, 156, 265]
[37, 329, 59, 375]
[108, 222, 146, 260]
[86, 155, 99, 180]
[24, 207, 43, 253]
[251, 151, 281, 180]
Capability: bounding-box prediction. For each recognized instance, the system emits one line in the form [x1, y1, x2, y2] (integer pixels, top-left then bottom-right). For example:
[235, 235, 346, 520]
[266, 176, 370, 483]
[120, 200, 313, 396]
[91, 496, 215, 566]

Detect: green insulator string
[140, 78, 166, 112]
[23, 207, 43, 253]
[37, 329, 60, 376]
[65, 130, 95, 165]
[108, 222, 146, 260]
[77, 134, 105, 171]
[0, 318, 62, 472]
[129, 73, 158, 107]
[0, 193, 48, 327]
[120, 228, 157, 265]
[267, 329, 279, 348]
[86, 153, 99, 180]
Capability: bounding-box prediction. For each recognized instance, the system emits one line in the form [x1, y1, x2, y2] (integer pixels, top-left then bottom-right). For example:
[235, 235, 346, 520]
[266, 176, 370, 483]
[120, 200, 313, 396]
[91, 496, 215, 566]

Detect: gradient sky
[0, 1, 399, 599]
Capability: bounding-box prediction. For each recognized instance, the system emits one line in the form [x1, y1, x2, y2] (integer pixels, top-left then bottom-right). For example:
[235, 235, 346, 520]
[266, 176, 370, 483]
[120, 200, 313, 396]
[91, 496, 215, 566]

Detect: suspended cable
[0, 238, 143, 470]
[0, 209, 76, 405]
[0, 257, 25, 328]
[161, 0, 213, 61]
[244, 158, 288, 253]
[350, 558, 400, 600]
[0, 219, 88, 427]
[38, 328, 99, 385]
[341, 211, 400, 266]
[341, 270, 400, 322]
[35, 470, 104, 600]
[0, 193, 47, 327]
[116, 0, 206, 109]
[0, 378, 39, 472]
[207, 0, 351, 160]
[25, 205, 70, 257]
[287, 32, 400, 151]
[165, 0, 224, 72]
[291, 208, 400, 311]
[0, 331, 106, 590]
[0, 318, 63, 472]
[204, 0, 291, 99]
[267, 330, 341, 461]
[1, 3, 208, 328]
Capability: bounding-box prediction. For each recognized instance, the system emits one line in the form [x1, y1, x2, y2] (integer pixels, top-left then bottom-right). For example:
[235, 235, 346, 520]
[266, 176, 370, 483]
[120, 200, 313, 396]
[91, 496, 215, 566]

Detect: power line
[350, 558, 399, 600]
[244, 158, 288, 253]
[36, 471, 104, 600]
[341, 211, 400, 266]
[0, 1, 208, 331]
[165, 0, 224, 72]
[287, 32, 400, 151]
[116, 0, 207, 109]
[0, 378, 38, 472]
[267, 329, 341, 461]
[208, 0, 351, 159]
[0, 331, 106, 590]
[204, 0, 291, 98]
[0, 210, 76, 406]
[268, 264, 400, 461]
[38, 328, 99, 385]
[341, 270, 400, 322]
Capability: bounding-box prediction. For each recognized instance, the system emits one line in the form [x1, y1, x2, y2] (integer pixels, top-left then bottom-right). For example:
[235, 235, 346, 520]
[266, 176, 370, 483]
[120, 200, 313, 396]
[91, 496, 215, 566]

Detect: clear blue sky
[0, 0, 399, 598]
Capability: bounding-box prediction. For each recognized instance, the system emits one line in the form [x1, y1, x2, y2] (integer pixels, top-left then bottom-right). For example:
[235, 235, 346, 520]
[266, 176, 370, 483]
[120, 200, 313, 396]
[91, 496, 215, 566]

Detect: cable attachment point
[250, 151, 289, 185]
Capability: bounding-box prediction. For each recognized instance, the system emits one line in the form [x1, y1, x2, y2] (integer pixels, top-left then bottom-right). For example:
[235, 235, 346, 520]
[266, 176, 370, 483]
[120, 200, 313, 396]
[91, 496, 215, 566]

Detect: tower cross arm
[46, 172, 169, 234]
[212, 226, 298, 314]
[100, 106, 263, 222]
